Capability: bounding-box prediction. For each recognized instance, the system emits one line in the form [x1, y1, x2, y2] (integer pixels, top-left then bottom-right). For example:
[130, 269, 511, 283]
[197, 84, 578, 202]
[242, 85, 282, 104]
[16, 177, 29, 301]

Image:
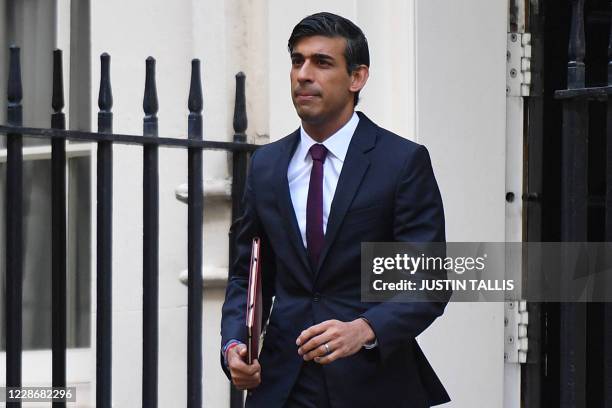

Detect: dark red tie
[306, 144, 328, 268]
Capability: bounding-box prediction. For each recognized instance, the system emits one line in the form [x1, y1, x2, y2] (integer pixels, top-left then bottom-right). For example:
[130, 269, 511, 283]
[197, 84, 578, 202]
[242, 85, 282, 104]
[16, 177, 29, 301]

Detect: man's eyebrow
[312, 53, 334, 61]
[290, 52, 335, 61]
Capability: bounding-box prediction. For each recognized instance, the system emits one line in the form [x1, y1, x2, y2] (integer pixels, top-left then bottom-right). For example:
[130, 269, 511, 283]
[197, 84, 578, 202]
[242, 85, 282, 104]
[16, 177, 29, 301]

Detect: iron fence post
[6, 44, 23, 408]
[96, 52, 114, 408]
[560, 2, 587, 407]
[229, 71, 248, 408]
[51, 48, 67, 408]
[187, 59, 204, 408]
[142, 56, 160, 408]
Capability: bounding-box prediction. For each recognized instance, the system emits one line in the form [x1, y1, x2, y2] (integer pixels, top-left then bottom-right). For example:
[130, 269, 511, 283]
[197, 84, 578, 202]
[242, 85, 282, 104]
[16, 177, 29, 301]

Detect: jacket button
[313, 293, 321, 302]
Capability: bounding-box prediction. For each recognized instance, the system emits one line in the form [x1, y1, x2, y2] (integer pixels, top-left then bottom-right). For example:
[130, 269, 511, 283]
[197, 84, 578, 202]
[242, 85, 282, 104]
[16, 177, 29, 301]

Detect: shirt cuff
[359, 317, 378, 349]
[222, 339, 244, 367]
[364, 338, 378, 349]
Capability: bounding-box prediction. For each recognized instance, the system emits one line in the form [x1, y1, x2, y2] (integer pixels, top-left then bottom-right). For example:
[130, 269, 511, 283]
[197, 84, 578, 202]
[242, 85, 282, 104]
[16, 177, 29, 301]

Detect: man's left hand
[296, 319, 375, 365]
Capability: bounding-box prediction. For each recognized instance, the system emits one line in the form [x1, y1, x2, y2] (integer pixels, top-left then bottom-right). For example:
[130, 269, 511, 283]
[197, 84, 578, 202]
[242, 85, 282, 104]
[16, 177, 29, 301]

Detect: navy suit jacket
[221, 112, 451, 407]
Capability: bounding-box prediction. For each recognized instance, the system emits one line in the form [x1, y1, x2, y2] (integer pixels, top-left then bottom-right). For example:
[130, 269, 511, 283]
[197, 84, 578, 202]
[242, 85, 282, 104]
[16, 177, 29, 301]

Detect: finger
[231, 366, 261, 386]
[235, 359, 260, 376]
[232, 370, 261, 385]
[298, 320, 343, 355]
[233, 371, 261, 389]
[296, 320, 333, 346]
[314, 347, 343, 365]
[228, 354, 248, 371]
[231, 363, 260, 379]
[313, 338, 344, 362]
[302, 338, 336, 361]
[247, 359, 261, 374]
[230, 357, 258, 376]
[302, 343, 324, 361]
[298, 331, 332, 356]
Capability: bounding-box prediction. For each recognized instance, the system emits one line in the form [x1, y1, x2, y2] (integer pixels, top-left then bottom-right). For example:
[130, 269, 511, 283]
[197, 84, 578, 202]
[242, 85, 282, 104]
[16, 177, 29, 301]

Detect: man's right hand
[228, 344, 261, 390]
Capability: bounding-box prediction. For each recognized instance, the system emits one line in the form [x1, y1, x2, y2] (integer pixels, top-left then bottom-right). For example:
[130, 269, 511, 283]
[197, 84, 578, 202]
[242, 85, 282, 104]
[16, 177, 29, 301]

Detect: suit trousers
[284, 361, 331, 408]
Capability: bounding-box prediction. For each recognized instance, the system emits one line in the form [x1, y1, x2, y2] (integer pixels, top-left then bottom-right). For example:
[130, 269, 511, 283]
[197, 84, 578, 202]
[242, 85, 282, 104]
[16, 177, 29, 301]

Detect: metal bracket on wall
[507, 33, 532, 97]
[504, 300, 529, 363]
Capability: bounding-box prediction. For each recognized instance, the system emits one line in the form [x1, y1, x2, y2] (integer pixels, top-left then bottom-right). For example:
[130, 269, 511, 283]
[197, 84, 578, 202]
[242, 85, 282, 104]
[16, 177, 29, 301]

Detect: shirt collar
[297, 112, 359, 163]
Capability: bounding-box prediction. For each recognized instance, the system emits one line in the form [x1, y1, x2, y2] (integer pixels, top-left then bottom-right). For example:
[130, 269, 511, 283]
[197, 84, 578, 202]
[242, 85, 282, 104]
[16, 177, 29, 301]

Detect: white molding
[0, 142, 93, 163]
[178, 266, 228, 288]
[174, 178, 232, 203]
[0, 348, 92, 383]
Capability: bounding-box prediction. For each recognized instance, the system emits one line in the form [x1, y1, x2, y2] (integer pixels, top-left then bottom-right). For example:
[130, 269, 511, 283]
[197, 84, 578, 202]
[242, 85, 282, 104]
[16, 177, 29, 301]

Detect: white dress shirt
[288, 112, 359, 248]
[286, 112, 377, 349]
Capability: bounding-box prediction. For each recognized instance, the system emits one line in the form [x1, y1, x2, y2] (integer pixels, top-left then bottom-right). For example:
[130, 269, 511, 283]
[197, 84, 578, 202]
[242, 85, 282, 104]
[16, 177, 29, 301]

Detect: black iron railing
[553, 0, 612, 406]
[51, 49, 67, 408]
[1, 46, 257, 408]
[5, 45, 23, 408]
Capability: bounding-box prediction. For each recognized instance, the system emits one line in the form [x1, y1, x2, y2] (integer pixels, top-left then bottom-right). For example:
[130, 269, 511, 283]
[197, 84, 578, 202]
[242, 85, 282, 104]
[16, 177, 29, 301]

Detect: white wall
[415, 0, 508, 407]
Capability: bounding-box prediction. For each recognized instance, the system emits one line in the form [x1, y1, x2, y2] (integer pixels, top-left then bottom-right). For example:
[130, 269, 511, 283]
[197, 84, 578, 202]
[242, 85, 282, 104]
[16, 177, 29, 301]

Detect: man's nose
[297, 61, 313, 82]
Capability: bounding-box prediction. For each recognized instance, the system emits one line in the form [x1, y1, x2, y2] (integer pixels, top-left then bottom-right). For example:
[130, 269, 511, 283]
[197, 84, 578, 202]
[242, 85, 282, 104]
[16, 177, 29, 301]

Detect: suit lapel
[315, 112, 377, 279]
[274, 130, 312, 276]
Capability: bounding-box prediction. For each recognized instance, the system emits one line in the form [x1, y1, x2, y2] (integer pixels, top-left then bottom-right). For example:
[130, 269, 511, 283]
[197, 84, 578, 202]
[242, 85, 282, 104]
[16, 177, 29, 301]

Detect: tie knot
[309, 144, 328, 162]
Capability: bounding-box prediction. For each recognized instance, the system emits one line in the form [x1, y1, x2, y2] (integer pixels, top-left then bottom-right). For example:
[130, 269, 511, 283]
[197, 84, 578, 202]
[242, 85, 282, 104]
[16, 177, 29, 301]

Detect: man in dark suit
[220, 12, 451, 408]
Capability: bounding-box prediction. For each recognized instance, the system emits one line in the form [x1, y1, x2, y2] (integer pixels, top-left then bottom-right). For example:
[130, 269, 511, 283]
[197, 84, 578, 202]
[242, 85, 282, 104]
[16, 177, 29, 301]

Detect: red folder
[246, 237, 262, 364]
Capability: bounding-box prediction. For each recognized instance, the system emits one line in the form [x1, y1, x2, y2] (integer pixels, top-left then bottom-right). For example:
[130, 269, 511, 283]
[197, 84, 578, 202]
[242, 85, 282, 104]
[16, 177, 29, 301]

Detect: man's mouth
[295, 92, 320, 102]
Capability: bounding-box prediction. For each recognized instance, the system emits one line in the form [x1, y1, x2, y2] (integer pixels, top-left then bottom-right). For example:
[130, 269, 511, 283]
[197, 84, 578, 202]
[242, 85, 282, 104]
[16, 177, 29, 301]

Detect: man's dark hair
[288, 12, 370, 107]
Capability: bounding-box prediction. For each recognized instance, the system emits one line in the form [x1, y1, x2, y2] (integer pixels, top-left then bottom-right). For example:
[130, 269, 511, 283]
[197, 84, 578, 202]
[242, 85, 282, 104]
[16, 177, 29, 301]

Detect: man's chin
[295, 108, 322, 124]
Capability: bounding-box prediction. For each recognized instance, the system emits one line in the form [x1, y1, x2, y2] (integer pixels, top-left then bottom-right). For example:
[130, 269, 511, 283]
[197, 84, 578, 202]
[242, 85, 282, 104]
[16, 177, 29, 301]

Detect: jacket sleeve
[361, 145, 450, 362]
[219, 150, 277, 379]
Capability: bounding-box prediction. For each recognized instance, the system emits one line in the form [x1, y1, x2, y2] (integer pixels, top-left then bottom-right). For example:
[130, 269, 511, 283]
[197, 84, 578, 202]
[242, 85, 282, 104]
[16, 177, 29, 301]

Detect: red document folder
[246, 237, 262, 364]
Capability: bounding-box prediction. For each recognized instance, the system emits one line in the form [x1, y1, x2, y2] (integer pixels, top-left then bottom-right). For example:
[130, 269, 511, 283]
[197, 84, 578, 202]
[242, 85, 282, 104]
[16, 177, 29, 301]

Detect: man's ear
[349, 65, 369, 93]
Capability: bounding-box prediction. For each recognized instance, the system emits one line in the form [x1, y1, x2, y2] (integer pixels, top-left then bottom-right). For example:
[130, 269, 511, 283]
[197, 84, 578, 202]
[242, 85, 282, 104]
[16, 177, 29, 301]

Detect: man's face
[290, 35, 354, 125]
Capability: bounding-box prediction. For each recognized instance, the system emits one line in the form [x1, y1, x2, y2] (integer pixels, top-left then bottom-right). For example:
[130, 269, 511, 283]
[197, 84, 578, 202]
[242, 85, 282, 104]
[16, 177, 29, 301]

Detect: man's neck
[302, 107, 355, 143]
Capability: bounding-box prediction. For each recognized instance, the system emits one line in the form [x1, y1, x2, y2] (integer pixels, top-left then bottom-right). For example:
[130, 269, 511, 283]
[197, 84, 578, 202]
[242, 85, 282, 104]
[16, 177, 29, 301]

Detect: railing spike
[233, 72, 247, 138]
[142, 54, 160, 408]
[50, 47, 67, 404]
[8, 45, 22, 105]
[144, 57, 158, 117]
[53, 49, 65, 113]
[567, 0, 586, 89]
[96, 50, 114, 405]
[186, 56, 203, 408]
[188, 59, 203, 114]
[99, 53, 113, 112]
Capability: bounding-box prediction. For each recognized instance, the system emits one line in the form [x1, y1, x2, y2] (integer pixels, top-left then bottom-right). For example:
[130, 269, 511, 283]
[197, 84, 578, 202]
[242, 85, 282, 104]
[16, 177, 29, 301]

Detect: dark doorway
[524, 0, 610, 407]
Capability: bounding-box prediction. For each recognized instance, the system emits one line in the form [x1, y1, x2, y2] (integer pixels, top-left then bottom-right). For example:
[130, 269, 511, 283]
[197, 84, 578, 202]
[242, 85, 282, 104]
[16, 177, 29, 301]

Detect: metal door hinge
[504, 300, 528, 363]
[507, 33, 532, 97]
